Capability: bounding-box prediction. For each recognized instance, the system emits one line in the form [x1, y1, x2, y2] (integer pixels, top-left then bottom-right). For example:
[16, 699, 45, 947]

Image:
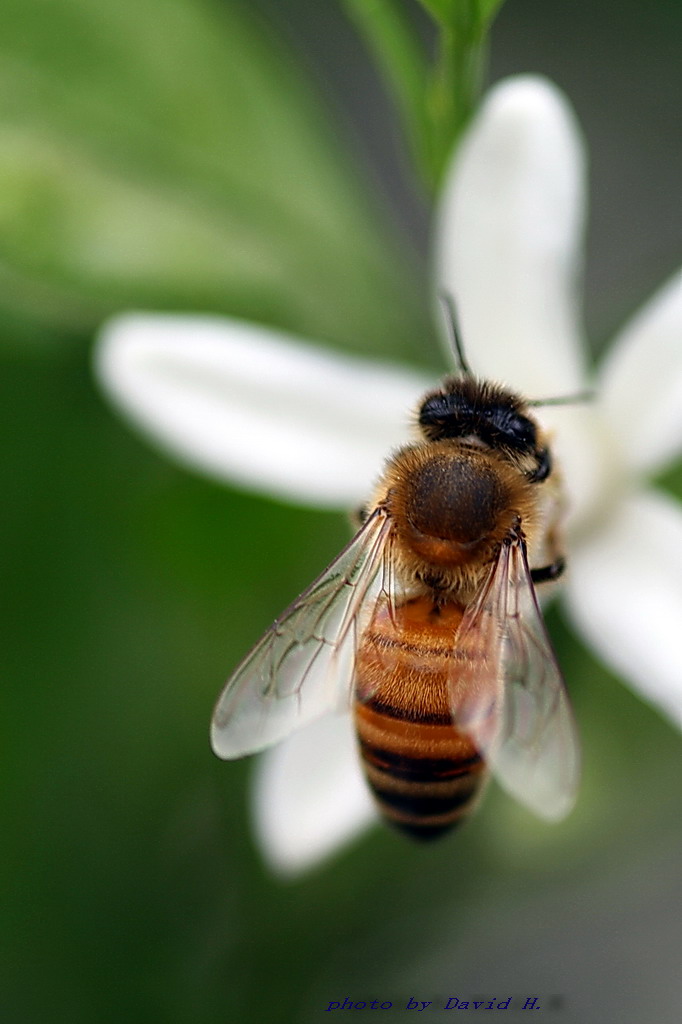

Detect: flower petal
[95, 314, 431, 508]
[599, 266, 682, 476]
[436, 75, 588, 397]
[251, 714, 376, 876]
[565, 489, 682, 729]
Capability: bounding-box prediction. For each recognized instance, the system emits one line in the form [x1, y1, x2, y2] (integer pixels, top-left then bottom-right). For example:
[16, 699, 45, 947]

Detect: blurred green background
[2, 1, 681, 1022]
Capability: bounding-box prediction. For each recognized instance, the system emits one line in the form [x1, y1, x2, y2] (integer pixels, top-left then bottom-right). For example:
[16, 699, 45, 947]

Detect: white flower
[95, 75, 682, 877]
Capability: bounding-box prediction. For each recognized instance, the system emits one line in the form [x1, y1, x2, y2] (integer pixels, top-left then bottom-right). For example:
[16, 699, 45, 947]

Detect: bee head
[418, 378, 550, 483]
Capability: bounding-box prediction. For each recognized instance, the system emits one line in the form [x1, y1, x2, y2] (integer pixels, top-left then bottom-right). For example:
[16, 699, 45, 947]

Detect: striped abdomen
[354, 596, 487, 840]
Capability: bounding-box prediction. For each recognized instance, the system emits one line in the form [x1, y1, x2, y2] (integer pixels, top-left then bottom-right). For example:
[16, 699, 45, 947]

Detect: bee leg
[530, 557, 566, 584]
[351, 504, 370, 529]
[527, 446, 552, 483]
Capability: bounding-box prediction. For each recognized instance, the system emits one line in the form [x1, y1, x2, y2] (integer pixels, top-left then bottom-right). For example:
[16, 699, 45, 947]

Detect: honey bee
[211, 302, 580, 838]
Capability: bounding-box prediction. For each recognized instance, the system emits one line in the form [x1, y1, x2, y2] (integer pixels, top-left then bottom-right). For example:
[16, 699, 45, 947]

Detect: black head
[418, 378, 551, 482]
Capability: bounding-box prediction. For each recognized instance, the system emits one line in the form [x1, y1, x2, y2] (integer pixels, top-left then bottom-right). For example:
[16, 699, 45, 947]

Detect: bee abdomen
[355, 700, 485, 840]
[353, 595, 489, 839]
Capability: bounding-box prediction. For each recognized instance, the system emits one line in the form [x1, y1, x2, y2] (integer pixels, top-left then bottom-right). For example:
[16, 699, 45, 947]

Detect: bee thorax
[405, 454, 507, 544]
[383, 445, 528, 571]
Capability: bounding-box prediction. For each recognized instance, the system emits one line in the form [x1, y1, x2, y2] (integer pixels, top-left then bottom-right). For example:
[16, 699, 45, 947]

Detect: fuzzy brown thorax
[375, 440, 539, 598]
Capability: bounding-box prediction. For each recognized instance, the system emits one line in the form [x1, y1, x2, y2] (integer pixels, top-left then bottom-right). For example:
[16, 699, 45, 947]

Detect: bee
[211, 300, 580, 839]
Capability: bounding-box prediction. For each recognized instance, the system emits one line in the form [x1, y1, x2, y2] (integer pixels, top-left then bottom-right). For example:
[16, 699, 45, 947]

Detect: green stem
[426, 15, 489, 188]
[343, 0, 504, 194]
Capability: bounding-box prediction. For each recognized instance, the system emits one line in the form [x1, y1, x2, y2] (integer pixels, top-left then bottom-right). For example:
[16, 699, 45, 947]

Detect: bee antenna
[438, 292, 473, 378]
[527, 390, 596, 407]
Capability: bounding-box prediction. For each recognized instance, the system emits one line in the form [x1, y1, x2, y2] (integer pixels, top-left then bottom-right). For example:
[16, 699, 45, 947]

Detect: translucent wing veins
[452, 531, 580, 821]
[211, 508, 393, 759]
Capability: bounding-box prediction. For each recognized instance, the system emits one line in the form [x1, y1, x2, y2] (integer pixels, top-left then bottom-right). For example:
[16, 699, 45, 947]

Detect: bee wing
[211, 508, 394, 759]
[452, 535, 580, 821]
